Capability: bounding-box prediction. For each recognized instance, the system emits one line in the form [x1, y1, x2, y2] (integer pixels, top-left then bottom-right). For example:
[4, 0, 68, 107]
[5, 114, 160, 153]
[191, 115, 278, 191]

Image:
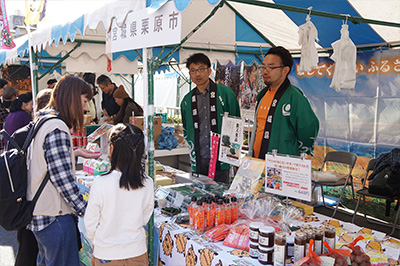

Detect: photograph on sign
[108, 1, 182, 53]
[265, 154, 312, 202]
[218, 116, 243, 166]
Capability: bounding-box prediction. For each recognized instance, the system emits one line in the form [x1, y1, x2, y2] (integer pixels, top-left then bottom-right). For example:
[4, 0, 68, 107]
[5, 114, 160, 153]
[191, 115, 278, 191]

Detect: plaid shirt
[28, 128, 87, 231]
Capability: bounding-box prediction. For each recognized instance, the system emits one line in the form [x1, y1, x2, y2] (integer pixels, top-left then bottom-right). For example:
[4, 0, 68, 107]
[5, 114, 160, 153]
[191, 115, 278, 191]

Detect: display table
[156, 211, 400, 266]
[155, 146, 191, 172]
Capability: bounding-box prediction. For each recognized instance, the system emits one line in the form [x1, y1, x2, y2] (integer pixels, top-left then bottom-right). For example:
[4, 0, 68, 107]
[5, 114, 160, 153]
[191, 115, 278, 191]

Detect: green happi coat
[180, 82, 241, 173]
[248, 84, 319, 158]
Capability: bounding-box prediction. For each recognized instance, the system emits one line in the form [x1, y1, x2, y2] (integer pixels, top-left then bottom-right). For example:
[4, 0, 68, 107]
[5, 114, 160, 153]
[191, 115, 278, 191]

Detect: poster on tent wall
[218, 115, 243, 167]
[0, 0, 15, 49]
[215, 61, 241, 100]
[107, 1, 181, 53]
[265, 154, 312, 202]
[239, 63, 264, 110]
[288, 49, 400, 219]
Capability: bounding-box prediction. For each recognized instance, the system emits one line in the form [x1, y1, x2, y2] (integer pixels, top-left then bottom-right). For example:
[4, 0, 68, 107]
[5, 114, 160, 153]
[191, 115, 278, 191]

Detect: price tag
[382, 244, 400, 260]
[174, 193, 184, 208]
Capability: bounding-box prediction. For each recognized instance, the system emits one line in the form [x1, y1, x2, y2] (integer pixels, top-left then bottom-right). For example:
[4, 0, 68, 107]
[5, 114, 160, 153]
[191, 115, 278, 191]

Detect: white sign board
[219, 116, 243, 166]
[265, 154, 312, 202]
[107, 1, 181, 53]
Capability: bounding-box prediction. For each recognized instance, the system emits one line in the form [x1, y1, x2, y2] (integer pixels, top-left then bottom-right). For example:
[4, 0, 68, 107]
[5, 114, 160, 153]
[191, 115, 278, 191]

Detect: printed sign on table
[265, 154, 312, 202]
[107, 1, 181, 53]
[218, 115, 243, 166]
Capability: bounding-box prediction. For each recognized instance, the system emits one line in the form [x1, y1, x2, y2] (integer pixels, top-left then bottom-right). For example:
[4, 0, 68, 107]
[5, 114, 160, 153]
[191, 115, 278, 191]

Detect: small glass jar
[258, 245, 274, 265]
[314, 227, 324, 255]
[249, 222, 264, 242]
[259, 226, 275, 248]
[294, 231, 306, 261]
[286, 233, 294, 258]
[305, 229, 315, 254]
[274, 232, 286, 266]
[249, 240, 259, 259]
[324, 225, 336, 253]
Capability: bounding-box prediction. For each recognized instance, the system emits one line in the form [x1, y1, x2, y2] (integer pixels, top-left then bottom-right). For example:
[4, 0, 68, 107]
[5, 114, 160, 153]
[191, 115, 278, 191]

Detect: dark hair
[266, 46, 293, 74]
[47, 75, 93, 129]
[96, 74, 112, 86]
[9, 92, 32, 112]
[186, 53, 211, 69]
[107, 123, 147, 190]
[36, 89, 52, 111]
[83, 72, 98, 96]
[47, 79, 57, 85]
[0, 78, 8, 89]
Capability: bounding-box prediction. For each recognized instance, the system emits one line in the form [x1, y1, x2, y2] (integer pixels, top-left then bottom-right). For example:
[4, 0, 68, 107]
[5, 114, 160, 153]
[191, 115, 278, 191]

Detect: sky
[5, 0, 115, 25]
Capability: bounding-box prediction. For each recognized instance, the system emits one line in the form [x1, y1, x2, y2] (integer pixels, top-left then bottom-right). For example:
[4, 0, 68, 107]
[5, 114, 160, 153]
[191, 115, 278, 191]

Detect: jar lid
[259, 245, 274, 252]
[259, 226, 275, 234]
[249, 222, 264, 229]
[295, 231, 306, 238]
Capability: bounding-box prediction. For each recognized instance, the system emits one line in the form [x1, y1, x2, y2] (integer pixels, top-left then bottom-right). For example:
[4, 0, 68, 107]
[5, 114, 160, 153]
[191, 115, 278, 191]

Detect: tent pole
[227, 0, 400, 28]
[144, 47, 155, 266]
[131, 74, 135, 100]
[224, 1, 275, 47]
[158, 2, 224, 66]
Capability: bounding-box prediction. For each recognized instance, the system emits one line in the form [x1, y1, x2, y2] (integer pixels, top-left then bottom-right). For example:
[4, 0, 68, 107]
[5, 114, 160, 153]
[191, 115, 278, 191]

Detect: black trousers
[197, 157, 230, 184]
[15, 228, 38, 266]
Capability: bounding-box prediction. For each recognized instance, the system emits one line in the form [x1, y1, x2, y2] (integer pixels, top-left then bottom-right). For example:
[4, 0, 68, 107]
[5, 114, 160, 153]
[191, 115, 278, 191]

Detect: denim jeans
[32, 214, 80, 266]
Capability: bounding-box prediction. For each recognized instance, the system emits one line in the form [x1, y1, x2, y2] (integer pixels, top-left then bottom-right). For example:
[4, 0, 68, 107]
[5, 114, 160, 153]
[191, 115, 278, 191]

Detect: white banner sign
[107, 1, 181, 53]
[219, 116, 243, 166]
[265, 154, 312, 202]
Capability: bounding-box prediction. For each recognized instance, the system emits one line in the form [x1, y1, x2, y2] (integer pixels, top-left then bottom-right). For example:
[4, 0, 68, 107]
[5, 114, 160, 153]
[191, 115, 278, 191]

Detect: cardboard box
[290, 201, 314, 216]
[133, 116, 162, 149]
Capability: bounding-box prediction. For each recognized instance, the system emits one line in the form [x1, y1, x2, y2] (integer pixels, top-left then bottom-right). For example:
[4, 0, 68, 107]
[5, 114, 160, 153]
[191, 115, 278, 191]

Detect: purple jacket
[3, 110, 32, 148]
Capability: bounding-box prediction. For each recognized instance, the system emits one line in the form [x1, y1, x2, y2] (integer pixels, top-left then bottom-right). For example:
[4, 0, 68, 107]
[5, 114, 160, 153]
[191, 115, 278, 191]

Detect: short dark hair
[36, 89, 52, 111]
[0, 78, 8, 89]
[47, 79, 57, 85]
[96, 74, 112, 86]
[107, 123, 147, 190]
[186, 53, 211, 69]
[266, 46, 293, 74]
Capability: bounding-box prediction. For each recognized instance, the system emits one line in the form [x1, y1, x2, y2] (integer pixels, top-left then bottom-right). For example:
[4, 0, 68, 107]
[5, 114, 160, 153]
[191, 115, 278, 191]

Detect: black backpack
[368, 167, 400, 198]
[0, 115, 61, 231]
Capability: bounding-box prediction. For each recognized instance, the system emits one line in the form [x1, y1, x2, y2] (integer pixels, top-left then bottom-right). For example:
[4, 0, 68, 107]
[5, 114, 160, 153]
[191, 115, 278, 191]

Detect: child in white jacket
[84, 123, 154, 266]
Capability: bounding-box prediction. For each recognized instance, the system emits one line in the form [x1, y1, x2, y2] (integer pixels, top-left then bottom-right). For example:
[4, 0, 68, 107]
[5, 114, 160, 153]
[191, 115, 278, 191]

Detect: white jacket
[84, 170, 154, 260]
[298, 18, 319, 73]
[330, 24, 357, 92]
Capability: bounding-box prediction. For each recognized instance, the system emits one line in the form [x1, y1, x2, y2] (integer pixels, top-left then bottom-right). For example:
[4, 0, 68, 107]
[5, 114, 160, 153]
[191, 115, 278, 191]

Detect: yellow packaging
[290, 201, 313, 216]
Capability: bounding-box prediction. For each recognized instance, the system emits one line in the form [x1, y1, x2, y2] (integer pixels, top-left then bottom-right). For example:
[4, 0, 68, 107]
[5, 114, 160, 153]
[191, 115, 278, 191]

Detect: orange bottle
[215, 199, 225, 226]
[224, 197, 231, 224]
[194, 200, 205, 234]
[231, 196, 238, 223]
[188, 196, 197, 230]
[205, 198, 214, 229]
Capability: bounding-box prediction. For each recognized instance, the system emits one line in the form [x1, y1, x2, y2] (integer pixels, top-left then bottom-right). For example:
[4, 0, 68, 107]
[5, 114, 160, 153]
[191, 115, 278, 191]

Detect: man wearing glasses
[181, 53, 240, 183]
[248, 46, 319, 159]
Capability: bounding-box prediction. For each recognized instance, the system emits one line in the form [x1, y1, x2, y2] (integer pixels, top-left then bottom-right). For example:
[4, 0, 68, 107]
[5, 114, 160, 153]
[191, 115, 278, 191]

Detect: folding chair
[352, 159, 400, 236]
[312, 151, 358, 218]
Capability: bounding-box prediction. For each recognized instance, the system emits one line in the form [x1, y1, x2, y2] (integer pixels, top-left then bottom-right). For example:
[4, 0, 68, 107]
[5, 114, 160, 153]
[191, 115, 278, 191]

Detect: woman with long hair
[84, 123, 154, 266]
[26, 75, 93, 266]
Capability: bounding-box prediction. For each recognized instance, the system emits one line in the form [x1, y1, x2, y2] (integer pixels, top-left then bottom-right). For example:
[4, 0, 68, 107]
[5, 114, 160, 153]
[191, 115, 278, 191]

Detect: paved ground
[0, 227, 17, 266]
